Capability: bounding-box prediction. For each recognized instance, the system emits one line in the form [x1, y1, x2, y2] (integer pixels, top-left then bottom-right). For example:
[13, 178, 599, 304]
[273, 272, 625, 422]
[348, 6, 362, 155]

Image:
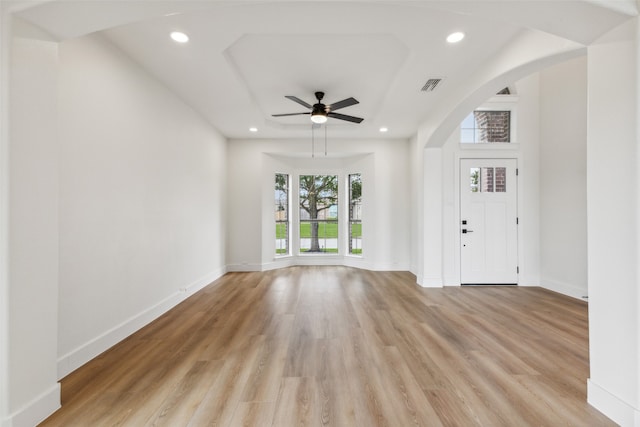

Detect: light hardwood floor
[40, 266, 615, 426]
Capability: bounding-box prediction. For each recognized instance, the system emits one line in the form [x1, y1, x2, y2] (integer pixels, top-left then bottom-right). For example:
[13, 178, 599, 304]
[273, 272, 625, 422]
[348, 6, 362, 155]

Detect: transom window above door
[461, 111, 511, 144]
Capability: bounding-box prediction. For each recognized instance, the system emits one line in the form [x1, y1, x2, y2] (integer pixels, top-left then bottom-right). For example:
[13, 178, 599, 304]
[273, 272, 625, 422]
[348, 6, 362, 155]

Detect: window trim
[348, 173, 362, 256]
[274, 173, 290, 257]
[298, 174, 340, 255]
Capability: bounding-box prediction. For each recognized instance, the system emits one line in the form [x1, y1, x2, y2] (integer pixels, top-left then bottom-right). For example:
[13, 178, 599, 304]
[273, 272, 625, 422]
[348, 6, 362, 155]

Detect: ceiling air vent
[421, 78, 444, 92]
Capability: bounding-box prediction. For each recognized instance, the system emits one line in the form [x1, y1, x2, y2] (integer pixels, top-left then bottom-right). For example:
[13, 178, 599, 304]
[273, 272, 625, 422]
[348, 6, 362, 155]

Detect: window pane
[276, 222, 288, 254]
[495, 167, 506, 192]
[461, 113, 475, 128]
[461, 110, 511, 143]
[275, 175, 288, 221]
[275, 173, 289, 255]
[461, 128, 476, 143]
[475, 111, 510, 143]
[349, 174, 362, 221]
[481, 167, 494, 192]
[349, 222, 362, 254]
[461, 113, 476, 144]
[470, 167, 498, 192]
[470, 168, 480, 192]
[349, 174, 362, 255]
[299, 175, 338, 254]
[300, 220, 338, 253]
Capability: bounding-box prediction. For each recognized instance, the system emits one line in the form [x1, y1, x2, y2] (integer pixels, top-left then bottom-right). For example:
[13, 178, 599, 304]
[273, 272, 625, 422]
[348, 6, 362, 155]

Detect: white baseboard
[517, 274, 540, 287]
[588, 379, 640, 426]
[57, 268, 225, 379]
[342, 256, 369, 270]
[8, 383, 60, 427]
[231, 257, 410, 273]
[261, 258, 295, 271]
[226, 263, 263, 272]
[409, 265, 420, 277]
[418, 275, 443, 288]
[182, 268, 226, 296]
[540, 278, 588, 300]
[370, 262, 411, 271]
[291, 256, 343, 266]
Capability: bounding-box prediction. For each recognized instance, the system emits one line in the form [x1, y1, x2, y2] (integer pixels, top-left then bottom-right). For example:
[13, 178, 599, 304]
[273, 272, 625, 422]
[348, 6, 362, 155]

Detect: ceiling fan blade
[272, 112, 310, 117]
[328, 97, 359, 112]
[285, 96, 312, 109]
[327, 112, 364, 123]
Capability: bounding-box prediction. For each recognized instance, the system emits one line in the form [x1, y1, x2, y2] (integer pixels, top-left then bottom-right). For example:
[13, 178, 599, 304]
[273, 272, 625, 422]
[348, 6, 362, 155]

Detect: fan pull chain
[325, 124, 327, 156]
[311, 124, 315, 158]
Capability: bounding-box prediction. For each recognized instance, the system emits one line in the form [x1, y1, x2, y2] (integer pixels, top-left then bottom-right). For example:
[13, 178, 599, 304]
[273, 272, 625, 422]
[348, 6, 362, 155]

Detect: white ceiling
[14, 0, 637, 140]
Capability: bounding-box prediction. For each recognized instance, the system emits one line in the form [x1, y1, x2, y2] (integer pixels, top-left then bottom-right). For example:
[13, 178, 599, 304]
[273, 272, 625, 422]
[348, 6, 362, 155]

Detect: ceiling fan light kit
[310, 108, 327, 124]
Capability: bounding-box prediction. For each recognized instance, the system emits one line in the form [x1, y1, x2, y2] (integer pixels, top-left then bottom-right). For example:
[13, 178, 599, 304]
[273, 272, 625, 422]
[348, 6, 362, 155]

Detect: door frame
[454, 150, 523, 285]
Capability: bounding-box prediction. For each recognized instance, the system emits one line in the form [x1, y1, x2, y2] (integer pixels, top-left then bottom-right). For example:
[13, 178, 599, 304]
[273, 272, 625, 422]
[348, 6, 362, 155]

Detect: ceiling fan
[272, 91, 364, 124]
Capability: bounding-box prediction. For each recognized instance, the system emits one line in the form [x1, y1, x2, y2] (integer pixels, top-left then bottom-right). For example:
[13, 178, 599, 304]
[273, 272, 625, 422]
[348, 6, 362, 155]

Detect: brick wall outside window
[474, 111, 510, 143]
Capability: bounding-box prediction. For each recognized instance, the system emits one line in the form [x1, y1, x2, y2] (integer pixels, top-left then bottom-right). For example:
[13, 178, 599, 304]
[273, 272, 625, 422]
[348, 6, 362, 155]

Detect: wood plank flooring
[40, 266, 615, 426]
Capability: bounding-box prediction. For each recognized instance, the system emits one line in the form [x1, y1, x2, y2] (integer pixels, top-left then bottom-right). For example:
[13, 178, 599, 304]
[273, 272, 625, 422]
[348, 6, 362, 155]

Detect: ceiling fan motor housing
[312, 104, 327, 116]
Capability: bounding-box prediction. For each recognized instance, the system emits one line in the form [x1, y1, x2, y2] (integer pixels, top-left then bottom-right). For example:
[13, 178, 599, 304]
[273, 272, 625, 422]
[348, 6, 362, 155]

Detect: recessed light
[446, 32, 465, 43]
[170, 31, 189, 43]
[249, 127, 258, 132]
[379, 127, 388, 133]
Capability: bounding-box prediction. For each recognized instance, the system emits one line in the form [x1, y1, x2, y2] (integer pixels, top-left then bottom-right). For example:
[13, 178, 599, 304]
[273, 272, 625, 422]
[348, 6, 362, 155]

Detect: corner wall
[0, 7, 8, 424]
[8, 29, 60, 427]
[539, 56, 588, 299]
[586, 17, 640, 426]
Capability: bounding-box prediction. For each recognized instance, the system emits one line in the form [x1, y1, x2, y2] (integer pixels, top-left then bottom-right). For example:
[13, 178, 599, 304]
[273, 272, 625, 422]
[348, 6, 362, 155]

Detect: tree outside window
[275, 173, 289, 255]
[299, 175, 338, 253]
[349, 174, 362, 255]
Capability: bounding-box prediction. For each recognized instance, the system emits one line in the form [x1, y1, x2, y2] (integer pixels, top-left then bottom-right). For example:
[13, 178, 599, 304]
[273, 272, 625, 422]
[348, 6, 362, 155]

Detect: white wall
[227, 138, 411, 272]
[226, 140, 263, 270]
[0, 9, 8, 425]
[8, 32, 61, 427]
[516, 74, 542, 288]
[586, 18, 640, 426]
[408, 134, 423, 279]
[539, 56, 588, 299]
[421, 147, 443, 286]
[57, 34, 227, 378]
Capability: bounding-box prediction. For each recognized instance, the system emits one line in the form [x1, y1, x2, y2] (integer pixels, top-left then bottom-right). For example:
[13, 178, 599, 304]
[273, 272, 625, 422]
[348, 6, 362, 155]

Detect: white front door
[460, 158, 518, 284]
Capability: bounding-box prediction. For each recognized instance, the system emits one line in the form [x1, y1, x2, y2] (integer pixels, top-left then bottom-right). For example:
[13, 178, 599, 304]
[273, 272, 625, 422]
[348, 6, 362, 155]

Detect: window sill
[297, 253, 342, 257]
[459, 143, 520, 150]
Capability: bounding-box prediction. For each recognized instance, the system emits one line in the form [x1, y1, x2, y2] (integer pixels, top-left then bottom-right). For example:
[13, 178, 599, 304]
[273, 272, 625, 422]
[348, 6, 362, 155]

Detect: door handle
[462, 229, 474, 234]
